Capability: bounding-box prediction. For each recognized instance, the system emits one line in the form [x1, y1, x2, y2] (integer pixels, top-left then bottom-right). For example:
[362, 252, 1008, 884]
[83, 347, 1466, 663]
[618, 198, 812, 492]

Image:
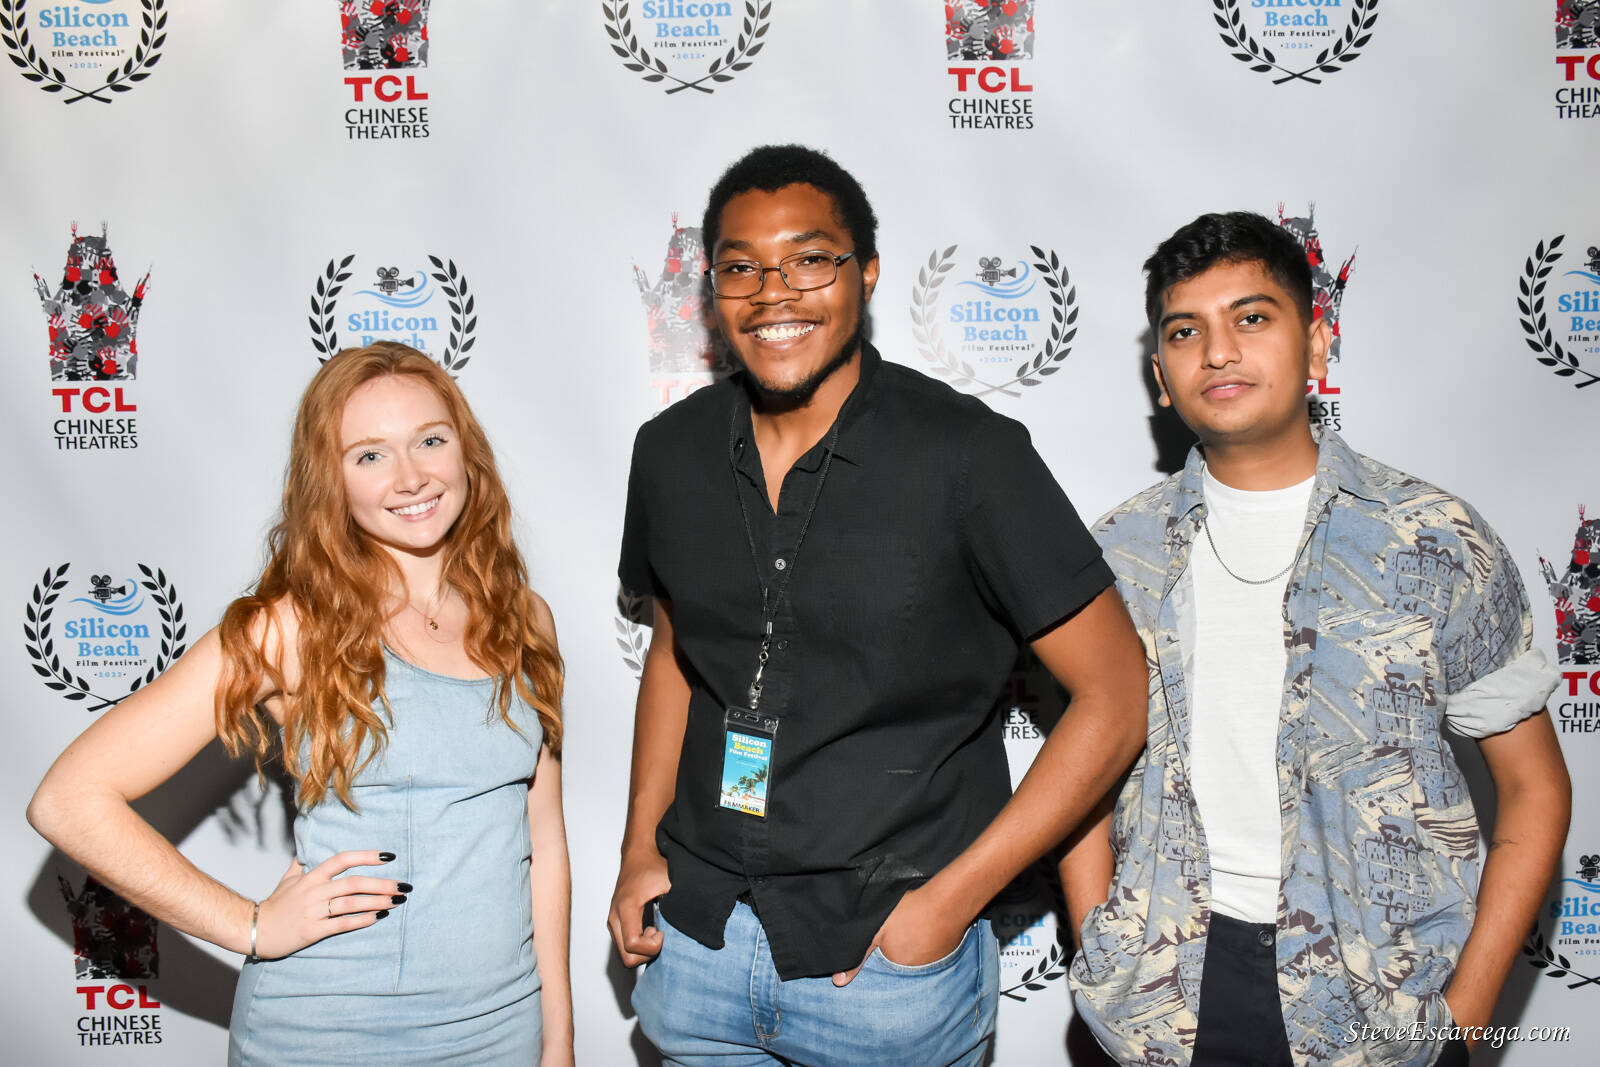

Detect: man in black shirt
[608, 144, 1146, 1066]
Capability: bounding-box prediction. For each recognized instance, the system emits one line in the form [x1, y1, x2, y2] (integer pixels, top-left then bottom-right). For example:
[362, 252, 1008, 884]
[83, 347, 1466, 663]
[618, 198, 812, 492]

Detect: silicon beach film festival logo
[1276, 203, 1353, 429]
[1555, 1, 1600, 118]
[0, 0, 165, 103]
[1518, 235, 1600, 389]
[945, 1, 1035, 130]
[1525, 852, 1600, 992]
[60, 872, 164, 1048]
[23, 562, 187, 713]
[341, 1, 431, 139]
[910, 244, 1076, 397]
[308, 254, 477, 374]
[602, 0, 770, 95]
[1211, 0, 1378, 84]
[35, 223, 147, 450]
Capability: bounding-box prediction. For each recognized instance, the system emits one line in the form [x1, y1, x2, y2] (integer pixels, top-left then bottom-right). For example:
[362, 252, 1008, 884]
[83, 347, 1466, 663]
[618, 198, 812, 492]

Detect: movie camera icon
[87, 575, 129, 604]
[374, 266, 417, 295]
[976, 256, 1017, 287]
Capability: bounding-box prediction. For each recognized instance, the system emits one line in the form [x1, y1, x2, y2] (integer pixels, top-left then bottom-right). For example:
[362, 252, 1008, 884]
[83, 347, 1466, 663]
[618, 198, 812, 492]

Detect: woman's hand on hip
[253, 850, 408, 959]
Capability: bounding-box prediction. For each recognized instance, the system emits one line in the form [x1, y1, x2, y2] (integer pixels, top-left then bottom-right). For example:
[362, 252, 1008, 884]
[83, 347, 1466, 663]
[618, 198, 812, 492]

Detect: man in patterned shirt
[1063, 212, 1570, 1067]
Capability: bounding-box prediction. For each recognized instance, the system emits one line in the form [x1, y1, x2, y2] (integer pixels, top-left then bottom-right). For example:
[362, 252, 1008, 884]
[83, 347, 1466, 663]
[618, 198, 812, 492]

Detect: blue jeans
[632, 901, 998, 1067]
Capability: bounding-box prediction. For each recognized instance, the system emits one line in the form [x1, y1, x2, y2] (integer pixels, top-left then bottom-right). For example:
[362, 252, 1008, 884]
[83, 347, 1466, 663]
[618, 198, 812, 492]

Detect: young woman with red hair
[28, 342, 572, 1065]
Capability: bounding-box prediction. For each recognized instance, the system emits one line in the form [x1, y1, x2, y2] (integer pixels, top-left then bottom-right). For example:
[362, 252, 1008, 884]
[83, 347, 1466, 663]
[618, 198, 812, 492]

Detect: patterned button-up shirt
[1070, 429, 1535, 1067]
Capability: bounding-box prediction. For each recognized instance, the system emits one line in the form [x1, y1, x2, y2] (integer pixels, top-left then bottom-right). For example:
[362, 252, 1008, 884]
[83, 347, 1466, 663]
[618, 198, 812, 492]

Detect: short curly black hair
[701, 145, 878, 264]
[1143, 212, 1312, 331]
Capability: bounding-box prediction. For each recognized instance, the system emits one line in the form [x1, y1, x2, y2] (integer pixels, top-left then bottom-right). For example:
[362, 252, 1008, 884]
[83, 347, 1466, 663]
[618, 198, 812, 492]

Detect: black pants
[1192, 914, 1469, 1066]
[1192, 914, 1293, 1067]
[1437, 1035, 1470, 1066]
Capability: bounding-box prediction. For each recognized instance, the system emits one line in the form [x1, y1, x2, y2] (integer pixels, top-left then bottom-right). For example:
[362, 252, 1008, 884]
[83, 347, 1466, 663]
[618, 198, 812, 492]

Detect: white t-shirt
[1182, 466, 1559, 922]
[1188, 467, 1314, 923]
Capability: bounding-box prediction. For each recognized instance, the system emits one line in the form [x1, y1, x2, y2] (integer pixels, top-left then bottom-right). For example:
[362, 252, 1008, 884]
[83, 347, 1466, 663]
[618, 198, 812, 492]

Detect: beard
[741, 318, 864, 414]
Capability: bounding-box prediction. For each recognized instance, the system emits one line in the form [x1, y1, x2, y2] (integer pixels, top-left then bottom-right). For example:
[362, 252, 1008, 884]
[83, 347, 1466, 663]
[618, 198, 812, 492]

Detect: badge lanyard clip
[748, 615, 771, 710]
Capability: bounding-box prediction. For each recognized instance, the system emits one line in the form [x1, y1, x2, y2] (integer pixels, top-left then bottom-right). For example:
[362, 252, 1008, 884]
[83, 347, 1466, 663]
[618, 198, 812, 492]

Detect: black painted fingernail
[396, 882, 413, 894]
[391, 894, 407, 905]
[376, 910, 390, 919]
[379, 852, 396, 862]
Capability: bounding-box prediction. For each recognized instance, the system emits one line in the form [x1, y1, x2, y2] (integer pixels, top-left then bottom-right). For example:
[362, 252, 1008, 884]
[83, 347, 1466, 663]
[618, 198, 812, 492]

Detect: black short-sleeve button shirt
[619, 343, 1112, 979]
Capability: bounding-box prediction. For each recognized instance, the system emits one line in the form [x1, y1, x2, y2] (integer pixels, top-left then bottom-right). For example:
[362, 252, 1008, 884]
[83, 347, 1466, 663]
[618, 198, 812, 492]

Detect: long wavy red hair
[215, 342, 563, 809]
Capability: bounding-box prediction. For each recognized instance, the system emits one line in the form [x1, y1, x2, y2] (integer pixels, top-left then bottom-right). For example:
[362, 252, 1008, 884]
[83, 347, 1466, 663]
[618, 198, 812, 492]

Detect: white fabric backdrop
[4, 1, 1595, 1062]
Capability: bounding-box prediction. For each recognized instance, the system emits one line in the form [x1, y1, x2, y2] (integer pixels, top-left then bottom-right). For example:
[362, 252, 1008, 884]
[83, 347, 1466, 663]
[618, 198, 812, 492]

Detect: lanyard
[727, 399, 842, 710]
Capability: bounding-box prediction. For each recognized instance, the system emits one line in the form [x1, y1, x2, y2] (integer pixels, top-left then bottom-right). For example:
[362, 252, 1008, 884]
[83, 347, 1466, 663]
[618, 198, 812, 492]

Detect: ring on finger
[327, 897, 333, 919]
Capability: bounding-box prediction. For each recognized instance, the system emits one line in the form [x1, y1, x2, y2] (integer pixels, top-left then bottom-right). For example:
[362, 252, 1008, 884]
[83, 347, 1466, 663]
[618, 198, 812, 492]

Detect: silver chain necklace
[1201, 516, 1297, 585]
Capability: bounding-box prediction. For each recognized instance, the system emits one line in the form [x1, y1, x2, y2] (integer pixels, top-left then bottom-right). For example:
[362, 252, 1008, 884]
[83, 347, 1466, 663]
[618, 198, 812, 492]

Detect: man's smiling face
[709, 183, 879, 406]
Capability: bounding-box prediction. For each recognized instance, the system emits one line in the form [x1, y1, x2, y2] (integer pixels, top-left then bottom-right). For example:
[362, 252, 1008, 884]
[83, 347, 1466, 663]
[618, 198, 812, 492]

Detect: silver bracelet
[248, 900, 260, 961]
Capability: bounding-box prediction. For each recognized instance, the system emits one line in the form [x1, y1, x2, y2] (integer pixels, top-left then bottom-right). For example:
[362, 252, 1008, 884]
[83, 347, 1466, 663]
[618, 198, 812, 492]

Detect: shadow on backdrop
[603, 948, 663, 1067]
[606, 588, 665, 1067]
[1135, 325, 1196, 477]
[26, 738, 295, 1030]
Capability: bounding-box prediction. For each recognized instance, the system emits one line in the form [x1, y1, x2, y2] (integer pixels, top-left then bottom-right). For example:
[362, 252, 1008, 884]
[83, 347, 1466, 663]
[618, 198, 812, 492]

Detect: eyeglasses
[704, 250, 857, 298]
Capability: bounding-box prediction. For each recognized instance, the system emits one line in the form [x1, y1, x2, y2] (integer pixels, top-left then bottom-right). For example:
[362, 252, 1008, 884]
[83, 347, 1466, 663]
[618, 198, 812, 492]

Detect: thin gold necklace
[405, 587, 447, 632]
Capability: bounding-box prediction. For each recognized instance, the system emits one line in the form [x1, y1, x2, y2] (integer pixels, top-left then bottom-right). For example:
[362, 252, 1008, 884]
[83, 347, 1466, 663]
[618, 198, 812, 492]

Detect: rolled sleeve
[960, 415, 1113, 639]
[1443, 648, 1560, 738]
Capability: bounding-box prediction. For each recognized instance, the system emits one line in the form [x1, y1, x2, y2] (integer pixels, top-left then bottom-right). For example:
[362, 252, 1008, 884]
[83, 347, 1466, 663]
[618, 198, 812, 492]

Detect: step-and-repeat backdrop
[3, 2, 1596, 1063]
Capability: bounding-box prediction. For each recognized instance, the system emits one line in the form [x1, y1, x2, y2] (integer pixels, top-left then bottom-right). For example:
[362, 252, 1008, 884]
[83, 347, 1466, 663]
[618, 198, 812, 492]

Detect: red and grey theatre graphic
[60, 873, 157, 981]
[946, 0, 1034, 60]
[1559, 0, 1599, 49]
[1544, 507, 1600, 666]
[36, 223, 147, 382]
[635, 214, 723, 377]
[1277, 204, 1354, 363]
[342, 0, 429, 68]
[633, 213, 731, 409]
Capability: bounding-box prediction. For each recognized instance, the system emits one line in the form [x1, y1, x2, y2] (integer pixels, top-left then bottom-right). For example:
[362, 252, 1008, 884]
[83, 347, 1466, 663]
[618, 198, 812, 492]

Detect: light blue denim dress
[229, 649, 544, 1065]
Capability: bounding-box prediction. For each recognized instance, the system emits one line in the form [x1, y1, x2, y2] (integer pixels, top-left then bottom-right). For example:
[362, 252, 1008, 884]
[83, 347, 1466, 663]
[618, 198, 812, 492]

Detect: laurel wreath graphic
[602, 0, 770, 95]
[1, 0, 166, 103]
[1518, 235, 1600, 390]
[997, 868, 1072, 1002]
[1524, 929, 1600, 989]
[426, 256, 478, 376]
[614, 591, 651, 679]
[1212, 0, 1377, 85]
[310, 255, 476, 376]
[1000, 937, 1070, 1001]
[309, 254, 356, 360]
[911, 245, 1076, 399]
[24, 563, 187, 713]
